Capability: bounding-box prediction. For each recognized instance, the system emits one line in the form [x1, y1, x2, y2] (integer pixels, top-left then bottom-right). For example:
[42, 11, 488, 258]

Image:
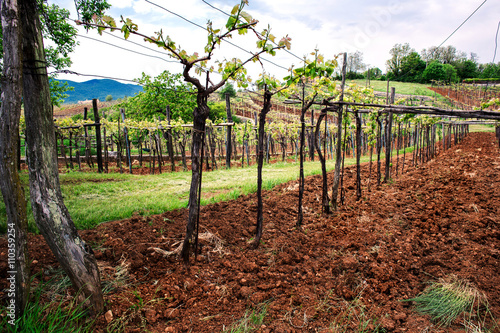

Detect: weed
[404, 275, 496, 329]
[223, 301, 269, 333]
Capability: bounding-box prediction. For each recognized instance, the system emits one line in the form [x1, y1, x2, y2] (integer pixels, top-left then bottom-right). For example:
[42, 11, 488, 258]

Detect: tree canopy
[116, 70, 197, 122]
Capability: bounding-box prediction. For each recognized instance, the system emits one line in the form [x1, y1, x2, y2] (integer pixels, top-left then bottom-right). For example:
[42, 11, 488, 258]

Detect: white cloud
[108, 0, 134, 9]
[48, 0, 500, 83]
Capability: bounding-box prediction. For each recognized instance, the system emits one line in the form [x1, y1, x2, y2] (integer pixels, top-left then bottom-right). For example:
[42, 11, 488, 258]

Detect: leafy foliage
[284, 50, 338, 102]
[218, 82, 237, 100]
[114, 71, 196, 122]
[50, 79, 74, 107]
[423, 61, 446, 82]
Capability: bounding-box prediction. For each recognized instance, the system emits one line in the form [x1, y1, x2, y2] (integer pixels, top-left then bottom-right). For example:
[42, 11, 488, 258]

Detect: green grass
[469, 124, 496, 133]
[0, 276, 95, 333]
[0, 146, 413, 232]
[348, 79, 437, 97]
[404, 276, 496, 329]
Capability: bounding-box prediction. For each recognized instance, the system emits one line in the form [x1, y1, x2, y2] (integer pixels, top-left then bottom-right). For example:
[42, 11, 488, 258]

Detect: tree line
[339, 44, 500, 84]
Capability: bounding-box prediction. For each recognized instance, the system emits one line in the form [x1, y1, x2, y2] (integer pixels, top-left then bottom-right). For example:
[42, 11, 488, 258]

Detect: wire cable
[142, 0, 289, 71]
[49, 69, 143, 84]
[76, 34, 179, 63]
[436, 0, 488, 49]
[493, 20, 500, 63]
[49, 70, 203, 96]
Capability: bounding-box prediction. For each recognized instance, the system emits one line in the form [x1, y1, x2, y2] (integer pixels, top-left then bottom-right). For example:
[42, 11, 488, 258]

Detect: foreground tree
[0, 0, 82, 105]
[87, 0, 291, 262]
[20, 0, 109, 314]
[0, 0, 30, 319]
[0, 0, 110, 319]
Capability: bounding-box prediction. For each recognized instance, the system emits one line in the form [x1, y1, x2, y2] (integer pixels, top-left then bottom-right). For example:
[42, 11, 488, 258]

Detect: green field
[348, 79, 438, 97]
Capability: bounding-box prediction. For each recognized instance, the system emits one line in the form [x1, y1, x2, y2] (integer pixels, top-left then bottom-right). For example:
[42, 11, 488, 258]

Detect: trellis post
[93, 99, 103, 173]
[225, 93, 233, 169]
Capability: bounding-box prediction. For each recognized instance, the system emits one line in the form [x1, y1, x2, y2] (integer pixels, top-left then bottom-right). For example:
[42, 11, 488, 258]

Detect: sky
[48, 0, 500, 85]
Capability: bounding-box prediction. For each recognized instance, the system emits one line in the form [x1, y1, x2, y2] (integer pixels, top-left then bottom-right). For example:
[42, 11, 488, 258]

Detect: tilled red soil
[1, 132, 500, 332]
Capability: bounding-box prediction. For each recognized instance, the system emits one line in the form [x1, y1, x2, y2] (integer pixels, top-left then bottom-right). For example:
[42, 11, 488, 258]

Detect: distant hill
[56, 79, 143, 104]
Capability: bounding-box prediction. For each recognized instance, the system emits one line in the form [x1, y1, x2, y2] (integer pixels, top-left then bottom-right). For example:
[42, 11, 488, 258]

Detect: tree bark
[315, 109, 330, 214]
[331, 53, 347, 210]
[20, 0, 103, 314]
[252, 90, 272, 248]
[355, 110, 362, 200]
[0, 0, 30, 319]
[181, 101, 209, 263]
[297, 103, 306, 226]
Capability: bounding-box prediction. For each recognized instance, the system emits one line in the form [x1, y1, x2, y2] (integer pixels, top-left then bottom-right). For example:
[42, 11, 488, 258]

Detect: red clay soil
[1, 132, 500, 332]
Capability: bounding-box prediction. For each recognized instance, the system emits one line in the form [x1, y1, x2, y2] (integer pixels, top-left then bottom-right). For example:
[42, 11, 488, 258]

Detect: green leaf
[240, 11, 252, 23]
[231, 4, 239, 15]
[226, 16, 237, 29]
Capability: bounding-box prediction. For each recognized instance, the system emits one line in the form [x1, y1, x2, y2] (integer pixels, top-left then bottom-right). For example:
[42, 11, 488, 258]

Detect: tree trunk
[181, 103, 209, 263]
[297, 107, 306, 226]
[355, 110, 362, 200]
[331, 53, 347, 210]
[20, 0, 103, 314]
[0, 0, 30, 320]
[252, 90, 272, 248]
[315, 110, 330, 214]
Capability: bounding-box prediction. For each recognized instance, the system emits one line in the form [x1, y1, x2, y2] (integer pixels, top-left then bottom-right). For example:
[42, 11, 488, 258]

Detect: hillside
[56, 79, 142, 104]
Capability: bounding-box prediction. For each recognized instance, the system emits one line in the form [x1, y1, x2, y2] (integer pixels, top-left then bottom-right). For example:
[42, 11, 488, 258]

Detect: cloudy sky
[48, 0, 500, 85]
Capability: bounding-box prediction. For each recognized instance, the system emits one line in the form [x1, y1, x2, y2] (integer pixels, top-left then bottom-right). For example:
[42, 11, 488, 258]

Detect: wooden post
[166, 106, 175, 172]
[384, 87, 395, 183]
[309, 109, 315, 161]
[68, 131, 74, 169]
[103, 121, 108, 173]
[120, 109, 133, 174]
[92, 99, 103, 173]
[254, 111, 258, 159]
[117, 117, 123, 174]
[83, 107, 92, 168]
[225, 93, 233, 169]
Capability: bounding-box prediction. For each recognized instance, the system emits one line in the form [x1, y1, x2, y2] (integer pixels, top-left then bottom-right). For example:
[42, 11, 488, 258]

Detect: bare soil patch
[1, 132, 500, 332]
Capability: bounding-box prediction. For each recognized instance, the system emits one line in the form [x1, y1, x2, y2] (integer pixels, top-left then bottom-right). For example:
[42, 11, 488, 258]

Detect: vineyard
[429, 83, 500, 111]
[2, 130, 500, 332]
[2, 1, 500, 330]
[4, 79, 500, 331]
[30, 88, 497, 181]
[0, 0, 500, 333]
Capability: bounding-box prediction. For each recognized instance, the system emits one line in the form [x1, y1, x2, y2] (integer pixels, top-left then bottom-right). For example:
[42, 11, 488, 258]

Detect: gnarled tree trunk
[331, 53, 347, 210]
[252, 90, 272, 248]
[181, 100, 209, 263]
[315, 109, 330, 214]
[20, 0, 103, 314]
[0, 0, 30, 319]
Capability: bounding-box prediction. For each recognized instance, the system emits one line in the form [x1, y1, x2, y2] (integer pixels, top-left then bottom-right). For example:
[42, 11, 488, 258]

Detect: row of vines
[17, 105, 469, 179]
[429, 83, 500, 111]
